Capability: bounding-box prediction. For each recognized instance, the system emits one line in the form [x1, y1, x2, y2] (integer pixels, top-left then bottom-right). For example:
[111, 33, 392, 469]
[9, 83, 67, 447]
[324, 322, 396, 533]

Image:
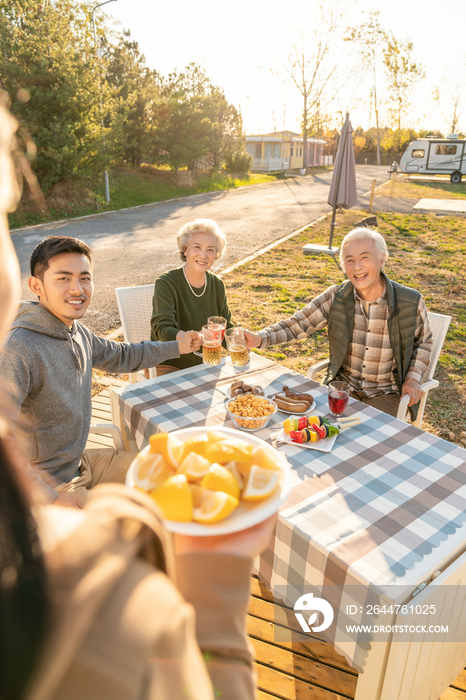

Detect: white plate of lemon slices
[126, 426, 291, 536]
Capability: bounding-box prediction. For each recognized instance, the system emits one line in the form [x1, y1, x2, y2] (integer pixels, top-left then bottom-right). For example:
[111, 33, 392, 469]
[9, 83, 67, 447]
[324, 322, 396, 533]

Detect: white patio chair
[83, 285, 156, 452]
[306, 311, 452, 428]
[115, 284, 157, 384]
[88, 423, 125, 450]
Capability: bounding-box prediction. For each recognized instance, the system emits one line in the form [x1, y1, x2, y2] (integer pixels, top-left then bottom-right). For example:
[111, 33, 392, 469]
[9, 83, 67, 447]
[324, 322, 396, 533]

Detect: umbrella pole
[329, 203, 337, 249]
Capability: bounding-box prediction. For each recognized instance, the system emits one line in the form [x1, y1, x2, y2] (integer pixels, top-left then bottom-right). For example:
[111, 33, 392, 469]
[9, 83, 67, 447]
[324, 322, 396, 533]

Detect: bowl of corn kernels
[224, 394, 277, 432]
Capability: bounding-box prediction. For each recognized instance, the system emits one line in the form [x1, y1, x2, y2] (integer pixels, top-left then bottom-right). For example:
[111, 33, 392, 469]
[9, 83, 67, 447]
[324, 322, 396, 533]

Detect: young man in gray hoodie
[0, 235, 198, 508]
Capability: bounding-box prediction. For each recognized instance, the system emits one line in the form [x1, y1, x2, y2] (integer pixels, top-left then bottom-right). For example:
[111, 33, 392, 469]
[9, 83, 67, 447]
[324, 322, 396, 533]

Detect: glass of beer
[193, 325, 222, 366]
[225, 327, 250, 369]
[328, 381, 350, 417]
[207, 316, 227, 342]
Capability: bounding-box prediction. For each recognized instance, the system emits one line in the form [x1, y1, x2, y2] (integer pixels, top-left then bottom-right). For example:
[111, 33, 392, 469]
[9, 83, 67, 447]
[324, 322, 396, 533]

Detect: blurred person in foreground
[0, 233, 198, 508]
[245, 228, 433, 420]
[151, 218, 233, 374]
[0, 95, 277, 700]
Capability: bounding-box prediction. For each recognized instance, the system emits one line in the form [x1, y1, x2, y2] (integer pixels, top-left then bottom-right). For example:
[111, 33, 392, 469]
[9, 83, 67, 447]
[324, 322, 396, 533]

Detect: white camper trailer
[399, 134, 465, 183]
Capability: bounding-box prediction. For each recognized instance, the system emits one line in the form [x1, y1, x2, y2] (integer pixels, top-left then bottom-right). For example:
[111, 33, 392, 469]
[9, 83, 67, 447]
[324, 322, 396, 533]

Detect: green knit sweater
[150, 267, 233, 370]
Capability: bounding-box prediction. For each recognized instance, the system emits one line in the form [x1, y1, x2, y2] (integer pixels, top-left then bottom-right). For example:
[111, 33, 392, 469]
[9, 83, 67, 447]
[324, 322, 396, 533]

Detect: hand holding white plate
[126, 427, 291, 536]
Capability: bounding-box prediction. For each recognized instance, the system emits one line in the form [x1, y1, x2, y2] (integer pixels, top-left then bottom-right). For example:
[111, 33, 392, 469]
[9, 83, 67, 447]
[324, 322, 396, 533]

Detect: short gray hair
[340, 228, 389, 267]
[177, 218, 227, 262]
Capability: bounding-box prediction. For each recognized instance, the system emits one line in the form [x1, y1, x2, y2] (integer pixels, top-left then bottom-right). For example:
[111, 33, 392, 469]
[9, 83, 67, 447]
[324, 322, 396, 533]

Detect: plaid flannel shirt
[259, 283, 433, 398]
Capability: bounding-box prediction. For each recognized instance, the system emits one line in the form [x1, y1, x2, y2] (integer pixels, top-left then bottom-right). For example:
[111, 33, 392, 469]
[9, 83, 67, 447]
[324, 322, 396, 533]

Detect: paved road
[11, 165, 387, 333]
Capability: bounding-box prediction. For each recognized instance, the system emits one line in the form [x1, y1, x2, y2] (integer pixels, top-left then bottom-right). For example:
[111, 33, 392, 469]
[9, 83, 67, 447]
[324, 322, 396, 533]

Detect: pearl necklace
[183, 265, 207, 298]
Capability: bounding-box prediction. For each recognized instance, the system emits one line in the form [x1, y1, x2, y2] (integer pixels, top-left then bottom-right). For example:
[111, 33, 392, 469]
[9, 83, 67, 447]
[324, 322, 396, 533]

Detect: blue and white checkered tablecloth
[114, 352, 466, 671]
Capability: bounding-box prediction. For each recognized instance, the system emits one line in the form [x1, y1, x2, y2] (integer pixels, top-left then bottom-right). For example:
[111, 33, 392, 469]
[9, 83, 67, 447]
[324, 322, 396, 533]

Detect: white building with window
[246, 131, 327, 172]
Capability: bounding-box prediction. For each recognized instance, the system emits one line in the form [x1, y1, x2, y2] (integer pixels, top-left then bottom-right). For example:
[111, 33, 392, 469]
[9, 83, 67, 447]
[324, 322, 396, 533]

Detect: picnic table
[111, 352, 466, 700]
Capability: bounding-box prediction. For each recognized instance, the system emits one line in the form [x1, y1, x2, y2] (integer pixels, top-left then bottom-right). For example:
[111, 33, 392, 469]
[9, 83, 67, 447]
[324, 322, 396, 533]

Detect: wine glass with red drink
[328, 381, 350, 417]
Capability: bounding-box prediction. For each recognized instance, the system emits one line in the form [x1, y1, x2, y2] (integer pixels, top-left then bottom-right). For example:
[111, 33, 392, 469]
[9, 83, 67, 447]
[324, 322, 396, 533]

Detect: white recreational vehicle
[399, 134, 465, 183]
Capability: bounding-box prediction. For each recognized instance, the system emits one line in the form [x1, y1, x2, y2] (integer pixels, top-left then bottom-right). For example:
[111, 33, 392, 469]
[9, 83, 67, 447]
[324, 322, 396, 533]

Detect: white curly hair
[177, 218, 227, 262]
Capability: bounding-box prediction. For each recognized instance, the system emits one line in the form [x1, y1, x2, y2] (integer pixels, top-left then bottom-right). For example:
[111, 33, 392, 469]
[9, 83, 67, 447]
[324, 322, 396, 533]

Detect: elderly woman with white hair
[151, 218, 233, 373]
[244, 226, 433, 420]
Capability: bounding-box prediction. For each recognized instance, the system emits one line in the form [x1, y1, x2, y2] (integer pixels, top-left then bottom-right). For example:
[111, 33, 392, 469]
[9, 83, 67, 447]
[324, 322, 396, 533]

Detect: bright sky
[107, 0, 466, 136]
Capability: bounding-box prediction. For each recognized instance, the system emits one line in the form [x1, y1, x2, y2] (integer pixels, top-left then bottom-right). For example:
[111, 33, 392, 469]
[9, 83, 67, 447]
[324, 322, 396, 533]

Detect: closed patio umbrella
[327, 112, 357, 248]
[302, 112, 357, 260]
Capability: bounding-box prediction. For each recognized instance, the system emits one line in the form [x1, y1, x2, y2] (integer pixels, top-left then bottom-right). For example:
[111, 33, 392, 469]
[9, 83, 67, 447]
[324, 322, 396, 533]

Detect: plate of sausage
[272, 386, 315, 414]
[220, 379, 270, 400]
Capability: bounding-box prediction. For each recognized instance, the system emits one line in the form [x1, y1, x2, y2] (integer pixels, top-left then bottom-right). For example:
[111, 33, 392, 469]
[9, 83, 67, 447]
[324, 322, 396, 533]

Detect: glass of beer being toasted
[207, 316, 227, 342]
[193, 325, 222, 365]
[225, 327, 250, 369]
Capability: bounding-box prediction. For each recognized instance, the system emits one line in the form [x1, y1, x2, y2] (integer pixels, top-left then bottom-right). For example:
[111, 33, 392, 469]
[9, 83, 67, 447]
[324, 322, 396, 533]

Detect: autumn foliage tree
[382, 34, 424, 152]
[346, 12, 386, 165]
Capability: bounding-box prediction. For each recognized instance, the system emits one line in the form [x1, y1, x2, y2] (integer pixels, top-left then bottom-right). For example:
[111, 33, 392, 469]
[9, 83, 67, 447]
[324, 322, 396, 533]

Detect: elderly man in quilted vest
[245, 227, 433, 420]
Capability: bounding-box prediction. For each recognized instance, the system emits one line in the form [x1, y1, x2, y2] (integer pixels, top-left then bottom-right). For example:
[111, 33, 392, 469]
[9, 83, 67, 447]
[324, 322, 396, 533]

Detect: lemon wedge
[133, 452, 173, 491]
[205, 438, 254, 465]
[242, 465, 279, 501]
[150, 474, 193, 521]
[149, 432, 183, 469]
[201, 463, 241, 499]
[178, 432, 225, 462]
[190, 483, 204, 508]
[177, 452, 211, 482]
[193, 490, 239, 524]
[250, 445, 280, 472]
[223, 460, 244, 490]
[235, 460, 254, 478]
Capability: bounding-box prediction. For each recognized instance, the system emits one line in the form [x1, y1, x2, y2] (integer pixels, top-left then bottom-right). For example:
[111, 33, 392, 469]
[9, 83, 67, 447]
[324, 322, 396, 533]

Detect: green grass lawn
[8, 167, 280, 229]
[224, 208, 466, 445]
[378, 176, 466, 200]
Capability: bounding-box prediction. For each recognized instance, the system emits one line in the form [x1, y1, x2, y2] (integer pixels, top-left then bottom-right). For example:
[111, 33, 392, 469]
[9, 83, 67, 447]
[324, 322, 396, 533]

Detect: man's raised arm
[245, 286, 338, 350]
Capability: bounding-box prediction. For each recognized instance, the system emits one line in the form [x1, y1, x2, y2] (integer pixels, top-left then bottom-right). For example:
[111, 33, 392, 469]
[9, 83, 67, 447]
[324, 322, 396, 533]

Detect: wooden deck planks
[247, 616, 353, 674]
[249, 574, 357, 700]
[253, 662, 352, 700]
[251, 636, 357, 698]
[90, 388, 466, 700]
[249, 578, 356, 673]
[441, 690, 466, 700]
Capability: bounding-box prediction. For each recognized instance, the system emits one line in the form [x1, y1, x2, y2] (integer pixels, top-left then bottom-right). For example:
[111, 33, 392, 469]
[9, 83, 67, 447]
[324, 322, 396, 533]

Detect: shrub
[224, 149, 252, 174]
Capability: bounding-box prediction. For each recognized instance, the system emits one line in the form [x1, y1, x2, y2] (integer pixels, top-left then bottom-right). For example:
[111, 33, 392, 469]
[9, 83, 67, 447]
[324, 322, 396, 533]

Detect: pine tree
[0, 0, 116, 190]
